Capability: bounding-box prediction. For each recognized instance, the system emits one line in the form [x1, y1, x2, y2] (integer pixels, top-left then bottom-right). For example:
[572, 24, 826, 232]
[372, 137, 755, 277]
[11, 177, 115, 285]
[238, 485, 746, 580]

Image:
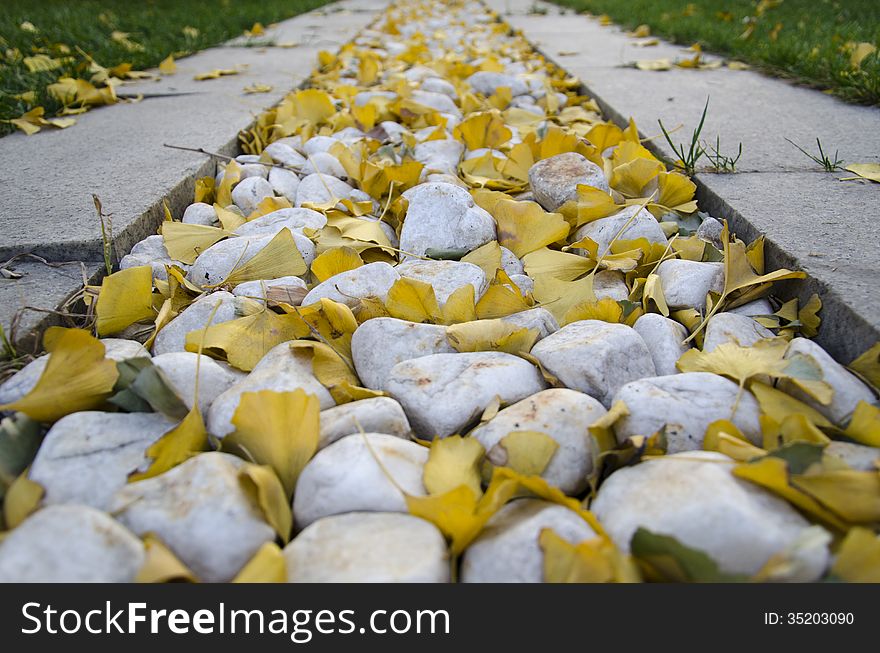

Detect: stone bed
[0, 0, 877, 583]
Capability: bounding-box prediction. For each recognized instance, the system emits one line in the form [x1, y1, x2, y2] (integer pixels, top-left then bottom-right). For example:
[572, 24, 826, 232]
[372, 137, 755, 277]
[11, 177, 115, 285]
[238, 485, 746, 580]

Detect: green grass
[0, 0, 332, 136]
[549, 0, 880, 105]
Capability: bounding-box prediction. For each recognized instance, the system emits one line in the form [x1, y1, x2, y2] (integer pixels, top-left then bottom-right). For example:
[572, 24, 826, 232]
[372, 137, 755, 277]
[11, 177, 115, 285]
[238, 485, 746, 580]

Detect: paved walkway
[0, 0, 385, 351]
[489, 0, 880, 363]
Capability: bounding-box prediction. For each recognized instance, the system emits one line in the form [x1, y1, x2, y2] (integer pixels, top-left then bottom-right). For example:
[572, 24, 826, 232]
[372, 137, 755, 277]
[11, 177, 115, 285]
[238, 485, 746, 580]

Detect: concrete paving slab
[0, 260, 103, 355]
[0, 0, 384, 264]
[490, 0, 880, 362]
[0, 0, 385, 350]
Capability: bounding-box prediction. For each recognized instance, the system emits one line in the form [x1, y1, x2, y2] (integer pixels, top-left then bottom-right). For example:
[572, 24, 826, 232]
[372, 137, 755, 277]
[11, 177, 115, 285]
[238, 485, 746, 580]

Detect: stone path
[0, 0, 878, 583]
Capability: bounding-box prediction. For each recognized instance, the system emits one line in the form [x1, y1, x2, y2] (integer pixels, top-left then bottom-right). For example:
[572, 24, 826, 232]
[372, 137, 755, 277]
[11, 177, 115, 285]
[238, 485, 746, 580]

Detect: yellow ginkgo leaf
[585, 122, 624, 152]
[3, 472, 44, 529]
[490, 431, 559, 476]
[440, 284, 478, 325]
[642, 272, 669, 315]
[540, 528, 640, 583]
[405, 485, 488, 556]
[703, 420, 766, 462]
[845, 401, 880, 448]
[310, 246, 364, 282]
[1, 328, 119, 422]
[226, 390, 320, 497]
[213, 204, 246, 231]
[676, 338, 832, 405]
[831, 527, 880, 582]
[610, 156, 664, 198]
[194, 68, 239, 81]
[158, 55, 176, 75]
[289, 88, 337, 126]
[453, 111, 512, 150]
[522, 247, 594, 282]
[849, 342, 880, 389]
[243, 83, 273, 94]
[474, 269, 534, 319]
[850, 42, 877, 69]
[385, 277, 442, 323]
[129, 406, 208, 481]
[461, 240, 503, 278]
[652, 170, 698, 215]
[161, 221, 232, 265]
[732, 457, 847, 531]
[532, 273, 596, 323]
[749, 382, 832, 428]
[635, 58, 673, 71]
[446, 319, 539, 354]
[95, 265, 156, 335]
[194, 177, 215, 204]
[791, 469, 880, 523]
[221, 229, 308, 287]
[136, 533, 197, 583]
[844, 163, 880, 184]
[216, 160, 241, 208]
[423, 436, 485, 497]
[492, 199, 570, 258]
[289, 340, 381, 404]
[238, 463, 293, 543]
[563, 297, 623, 325]
[247, 196, 293, 221]
[232, 542, 286, 583]
[185, 308, 309, 372]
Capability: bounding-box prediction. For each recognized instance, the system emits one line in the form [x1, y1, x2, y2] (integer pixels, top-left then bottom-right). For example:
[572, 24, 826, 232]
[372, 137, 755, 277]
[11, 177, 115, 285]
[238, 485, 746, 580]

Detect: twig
[163, 143, 300, 172]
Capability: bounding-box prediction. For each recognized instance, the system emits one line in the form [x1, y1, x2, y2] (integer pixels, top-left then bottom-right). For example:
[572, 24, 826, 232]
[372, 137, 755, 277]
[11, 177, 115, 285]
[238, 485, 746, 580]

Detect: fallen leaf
[129, 406, 208, 481]
[423, 436, 485, 496]
[95, 265, 156, 335]
[0, 328, 119, 422]
[232, 542, 286, 582]
[194, 68, 239, 81]
[158, 55, 176, 75]
[135, 533, 197, 583]
[237, 462, 294, 542]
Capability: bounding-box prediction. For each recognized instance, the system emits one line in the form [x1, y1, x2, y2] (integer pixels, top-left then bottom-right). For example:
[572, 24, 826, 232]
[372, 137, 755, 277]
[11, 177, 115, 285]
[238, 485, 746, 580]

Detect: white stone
[592, 451, 830, 579]
[410, 89, 460, 116]
[727, 298, 774, 317]
[613, 372, 762, 451]
[573, 205, 665, 254]
[498, 247, 524, 277]
[0, 505, 144, 582]
[461, 499, 596, 583]
[509, 273, 534, 294]
[284, 512, 449, 582]
[182, 202, 217, 226]
[500, 307, 559, 339]
[151, 352, 242, 414]
[268, 167, 301, 202]
[529, 152, 609, 211]
[471, 388, 606, 494]
[111, 452, 275, 582]
[530, 320, 656, 407]
[384, 352, 547, 438]
[233, 207, 327, 237]
[187, 232, 315, 287]
[301, 262, 400, 309]
[293, 433, 429, 528]
[703, 312, 775, 352]
[231, 176, 274, 215]
[207, 342, 334, 438]
[29, 411, 175, 510]
[780, 338, 876, 425]
[120, 234, 187, 281]
[632, 313, 690, 376]
[414, 139, 464, 177]
[396, 259, 488, 304]
[302, 135, 339, 156]
[0, 338, 149, 405]
[300, 151, 348, 179]
[420, 76, 457, 98]
[295, 173, 359, 208]
[466, 71, 529, 96]
[264, 142, 307, 167]
[399, 182, 496, 258]
[351, 318, 455, 390]
[319, 397, 412, 449]
[231, 276, 309, 305]
[593, 269, 630, 301]
[152, 291, 238, 355]
[824, 441, 880, 471]
[656, 259, 724, 311]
